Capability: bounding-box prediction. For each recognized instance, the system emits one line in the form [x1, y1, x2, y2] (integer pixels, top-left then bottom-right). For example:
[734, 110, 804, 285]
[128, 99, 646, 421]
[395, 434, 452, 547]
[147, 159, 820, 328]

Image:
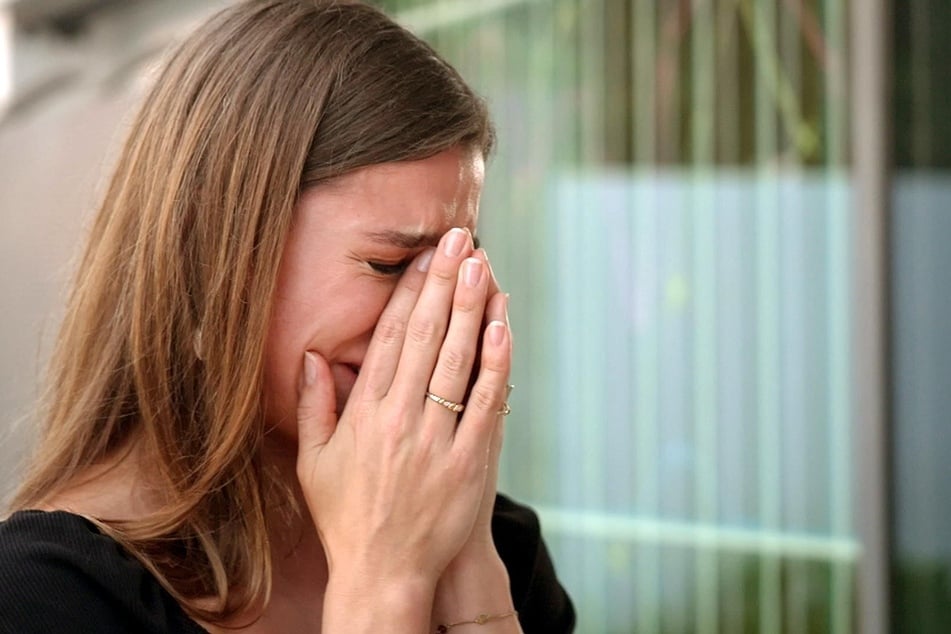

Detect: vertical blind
[385, 1, 856, 631]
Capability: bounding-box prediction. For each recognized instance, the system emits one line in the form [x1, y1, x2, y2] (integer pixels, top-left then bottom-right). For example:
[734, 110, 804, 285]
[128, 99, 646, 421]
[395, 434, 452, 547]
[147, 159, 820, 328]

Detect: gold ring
[425, 391, 465, 413]
[497, 384, 513, 415]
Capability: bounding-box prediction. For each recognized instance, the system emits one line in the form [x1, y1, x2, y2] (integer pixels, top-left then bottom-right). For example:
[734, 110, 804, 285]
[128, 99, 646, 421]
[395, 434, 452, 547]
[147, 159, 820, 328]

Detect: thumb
[297, 351, 338, 454]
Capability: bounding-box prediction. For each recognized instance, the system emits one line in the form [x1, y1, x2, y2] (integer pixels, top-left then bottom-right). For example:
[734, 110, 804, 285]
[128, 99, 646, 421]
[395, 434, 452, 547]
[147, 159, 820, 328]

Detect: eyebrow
[364, 229, 481, 250]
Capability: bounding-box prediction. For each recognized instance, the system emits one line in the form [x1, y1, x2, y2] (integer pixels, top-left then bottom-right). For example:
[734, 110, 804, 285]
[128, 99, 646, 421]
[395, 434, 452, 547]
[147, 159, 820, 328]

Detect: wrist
[442, 544, 506, 582]
[433, 550, 516, 630]
[440, 533, 508, 581]
[324, 569, 436, 633]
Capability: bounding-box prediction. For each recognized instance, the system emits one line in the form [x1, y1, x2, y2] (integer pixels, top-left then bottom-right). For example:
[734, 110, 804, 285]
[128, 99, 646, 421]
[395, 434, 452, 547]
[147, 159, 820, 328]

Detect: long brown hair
[10, 0, 493, 623]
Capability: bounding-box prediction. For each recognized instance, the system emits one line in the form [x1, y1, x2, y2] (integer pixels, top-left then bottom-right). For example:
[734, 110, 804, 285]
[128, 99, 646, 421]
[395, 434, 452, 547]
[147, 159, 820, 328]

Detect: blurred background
[0, 0, 947, 632]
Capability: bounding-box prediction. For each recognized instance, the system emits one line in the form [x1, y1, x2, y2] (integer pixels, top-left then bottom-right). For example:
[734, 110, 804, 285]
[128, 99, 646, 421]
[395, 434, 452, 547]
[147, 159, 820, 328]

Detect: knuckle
[350, 398, 377, 422]
[377, 403, 408, 437]
[415, 425, 440, 453]
[296, 401, 317, 423]
[399, 270, 425, 292]
[452, 297, 479, 315]
[469, 385, 498, 413]
[449, 451, 478, 481]
[407, 316, 440, 346]
[440, 346, 473, 378]
[374, 316, 405, 346]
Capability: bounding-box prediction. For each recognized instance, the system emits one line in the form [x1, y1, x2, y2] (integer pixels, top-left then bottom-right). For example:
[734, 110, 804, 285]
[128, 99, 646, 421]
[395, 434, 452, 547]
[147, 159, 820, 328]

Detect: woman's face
[263, 147, 484, 436]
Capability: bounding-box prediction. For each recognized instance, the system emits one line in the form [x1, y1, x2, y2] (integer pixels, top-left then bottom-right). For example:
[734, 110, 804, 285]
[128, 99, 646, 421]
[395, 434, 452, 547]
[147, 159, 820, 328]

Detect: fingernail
[487, 320, 506, 346]
[463, 258, 483, 287]
[303, 351, 318, 386]
[444, 228, 468, 257]
[416, 248, 435, 272]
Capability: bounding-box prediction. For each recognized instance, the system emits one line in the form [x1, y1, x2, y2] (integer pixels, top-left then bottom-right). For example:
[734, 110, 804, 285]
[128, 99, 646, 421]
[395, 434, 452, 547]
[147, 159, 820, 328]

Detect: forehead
[303, 148, 485, 239]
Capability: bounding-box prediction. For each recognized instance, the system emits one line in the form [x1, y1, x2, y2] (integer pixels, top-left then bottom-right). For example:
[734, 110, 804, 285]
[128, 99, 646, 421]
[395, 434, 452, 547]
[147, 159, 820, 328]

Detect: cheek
[261, 281, 396, 424]
[320, 284, 396, 361]
[350, 284, 394, 331]
[260, 300, 312, 429]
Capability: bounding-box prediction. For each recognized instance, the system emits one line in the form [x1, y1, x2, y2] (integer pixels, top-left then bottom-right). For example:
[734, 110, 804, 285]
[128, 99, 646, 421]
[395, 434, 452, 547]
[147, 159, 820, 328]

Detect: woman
[0, 1, 574, 632]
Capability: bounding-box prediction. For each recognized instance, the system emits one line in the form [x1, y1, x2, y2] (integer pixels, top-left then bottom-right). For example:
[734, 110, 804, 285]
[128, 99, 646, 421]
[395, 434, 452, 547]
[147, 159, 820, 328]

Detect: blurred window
[384, 0, 859, 631]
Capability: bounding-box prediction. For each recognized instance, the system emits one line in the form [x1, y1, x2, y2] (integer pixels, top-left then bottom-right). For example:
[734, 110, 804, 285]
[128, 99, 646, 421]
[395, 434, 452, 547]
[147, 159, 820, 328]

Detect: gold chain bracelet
[436, 610, 518, 633]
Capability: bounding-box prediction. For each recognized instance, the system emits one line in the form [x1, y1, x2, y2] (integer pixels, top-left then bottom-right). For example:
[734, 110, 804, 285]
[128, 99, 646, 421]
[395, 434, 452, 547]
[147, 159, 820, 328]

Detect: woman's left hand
[452, 250, 509, 556]
[431, 251, 522, 633]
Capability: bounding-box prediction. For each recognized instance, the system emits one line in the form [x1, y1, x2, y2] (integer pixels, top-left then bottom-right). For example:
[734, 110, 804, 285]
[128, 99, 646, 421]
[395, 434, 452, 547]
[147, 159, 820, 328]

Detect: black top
[0, 495, 575, 633]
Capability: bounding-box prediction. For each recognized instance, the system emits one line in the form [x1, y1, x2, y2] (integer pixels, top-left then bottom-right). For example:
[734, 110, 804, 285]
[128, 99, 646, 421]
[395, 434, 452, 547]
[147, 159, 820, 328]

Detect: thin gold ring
[425, 391, 465, 413]
[498, 384, 514, 415]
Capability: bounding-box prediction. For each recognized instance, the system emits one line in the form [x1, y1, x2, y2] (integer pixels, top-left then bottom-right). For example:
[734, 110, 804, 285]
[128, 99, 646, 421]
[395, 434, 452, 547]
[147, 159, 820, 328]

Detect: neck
[260, 431, 329, 590]
[202, 433, 329, 632]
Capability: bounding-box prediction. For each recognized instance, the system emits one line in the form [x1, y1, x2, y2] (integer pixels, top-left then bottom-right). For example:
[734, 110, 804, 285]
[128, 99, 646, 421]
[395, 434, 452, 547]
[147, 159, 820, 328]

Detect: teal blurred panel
[892, 174, 951, 633]
[510, 169, 855, 631]
[523, 171, 852, 508]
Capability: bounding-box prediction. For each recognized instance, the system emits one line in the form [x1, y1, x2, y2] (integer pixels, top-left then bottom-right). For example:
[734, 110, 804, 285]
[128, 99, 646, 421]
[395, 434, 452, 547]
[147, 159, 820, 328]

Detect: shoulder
[491, 494, 576, 633]
[0, 510, 205, 634]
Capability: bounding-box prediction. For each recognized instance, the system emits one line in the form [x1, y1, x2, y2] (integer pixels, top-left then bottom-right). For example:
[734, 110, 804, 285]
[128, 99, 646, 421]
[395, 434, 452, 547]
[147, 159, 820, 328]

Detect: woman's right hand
[294, 228, 512, 631]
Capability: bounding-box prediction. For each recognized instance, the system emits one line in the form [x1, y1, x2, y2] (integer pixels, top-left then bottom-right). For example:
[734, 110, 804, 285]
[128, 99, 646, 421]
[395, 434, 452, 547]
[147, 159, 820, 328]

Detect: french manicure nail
[463, 258, 483, 287]
[487, 320, 506, 346]
[444, 228, 467, 257]
[303, 351, 318, 386]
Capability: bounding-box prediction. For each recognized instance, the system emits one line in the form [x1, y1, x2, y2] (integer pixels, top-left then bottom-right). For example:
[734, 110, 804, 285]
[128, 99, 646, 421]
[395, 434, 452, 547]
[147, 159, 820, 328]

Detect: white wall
[0, 0, 227, 505]
[0, 87, 135, 502]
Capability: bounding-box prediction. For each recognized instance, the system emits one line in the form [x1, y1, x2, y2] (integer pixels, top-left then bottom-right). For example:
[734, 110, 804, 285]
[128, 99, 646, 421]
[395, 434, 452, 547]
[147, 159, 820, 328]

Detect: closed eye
[368, 259, 412, 276]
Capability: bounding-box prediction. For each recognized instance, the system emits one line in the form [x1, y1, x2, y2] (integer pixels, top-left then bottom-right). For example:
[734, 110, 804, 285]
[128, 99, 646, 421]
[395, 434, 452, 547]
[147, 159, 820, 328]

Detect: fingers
[354, 229, 509, 443]
[297, 351, 338, 457]
[294, 235, 512, 588]
[483, 287, 508, 331]
[479, 247, 510, 346]
[479, 247, 502, 300]
[453, 318, 511, 455]
[424, 256, 489, 411]
[388, 228, 474, 399]
[357, 248, 435, 400]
